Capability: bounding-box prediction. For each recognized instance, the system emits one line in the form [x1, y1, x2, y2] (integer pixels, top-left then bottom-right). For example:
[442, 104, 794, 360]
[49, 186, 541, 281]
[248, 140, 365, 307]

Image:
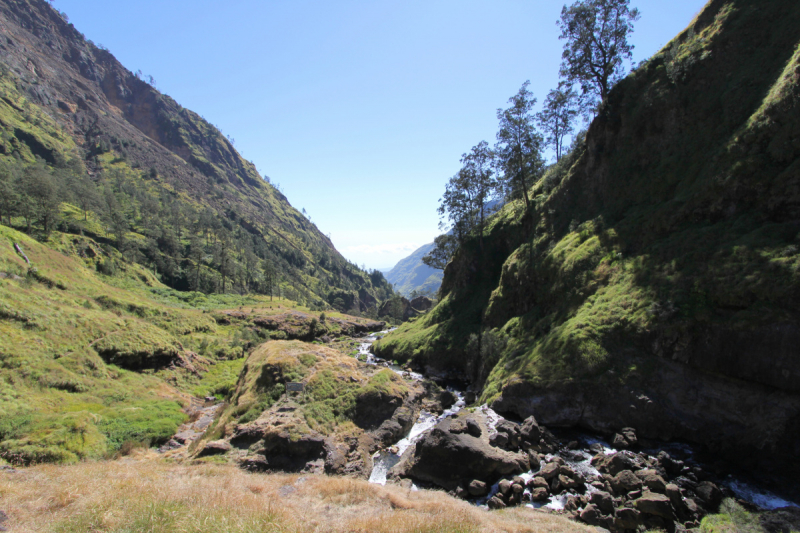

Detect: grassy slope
[375, 0, 800, 400]
[206, 340, 410, 440]
[0, 224, 368, 464]
[0, 459, 592, 533]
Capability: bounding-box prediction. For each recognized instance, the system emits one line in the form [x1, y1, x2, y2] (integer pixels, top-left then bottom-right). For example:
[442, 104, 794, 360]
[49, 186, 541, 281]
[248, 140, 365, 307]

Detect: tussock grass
[0, 460, 592, 533]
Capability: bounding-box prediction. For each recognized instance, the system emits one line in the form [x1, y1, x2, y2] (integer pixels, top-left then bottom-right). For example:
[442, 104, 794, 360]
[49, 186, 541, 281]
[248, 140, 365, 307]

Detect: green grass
[210, 341, 409, 439]
[375, 0, 800, 407]
[0, 224, 362, 462]
[700, 499, 767, 533]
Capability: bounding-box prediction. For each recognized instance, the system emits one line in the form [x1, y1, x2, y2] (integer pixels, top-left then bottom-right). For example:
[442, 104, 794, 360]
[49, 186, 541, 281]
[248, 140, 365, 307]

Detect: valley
[0, 0, 799, 532]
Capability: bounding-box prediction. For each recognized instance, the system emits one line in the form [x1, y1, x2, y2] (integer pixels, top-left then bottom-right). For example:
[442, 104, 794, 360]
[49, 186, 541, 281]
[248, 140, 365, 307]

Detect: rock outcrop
[191, 340, 425, 477]
[391, 411, 529, 491]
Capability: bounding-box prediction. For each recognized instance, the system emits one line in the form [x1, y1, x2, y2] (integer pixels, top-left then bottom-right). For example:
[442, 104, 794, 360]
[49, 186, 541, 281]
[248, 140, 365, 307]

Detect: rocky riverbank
[383, 404, 800, 533]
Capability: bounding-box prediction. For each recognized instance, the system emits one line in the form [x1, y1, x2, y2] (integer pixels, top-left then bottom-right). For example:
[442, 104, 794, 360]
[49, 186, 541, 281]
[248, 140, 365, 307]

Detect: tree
[558, 0, 640, 104]
[23, 163, 61, 236]
[214, 232, 234, 294]
[261, 259, 277, 300]
[537, 82, 582, 162]
[188, 233, 205, 291]
[102, 188, 129, 247]
[0, 160, 20, 225]
[422, 233, 458, 271]
[495, 81, 545, 209]
[430, 141, 499, 262]
[73, 176, 100, 221]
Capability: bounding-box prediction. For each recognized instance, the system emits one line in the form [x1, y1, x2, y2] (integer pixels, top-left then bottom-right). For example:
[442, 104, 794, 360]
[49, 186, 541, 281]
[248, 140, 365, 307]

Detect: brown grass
[0, 458, 592, 533]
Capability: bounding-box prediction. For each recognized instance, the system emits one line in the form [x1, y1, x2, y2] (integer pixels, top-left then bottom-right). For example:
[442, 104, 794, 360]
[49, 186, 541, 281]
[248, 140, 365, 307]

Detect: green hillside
[375, 0, 800, 475]
[0, 0, 398, 463]
[0, 0, 392, 312]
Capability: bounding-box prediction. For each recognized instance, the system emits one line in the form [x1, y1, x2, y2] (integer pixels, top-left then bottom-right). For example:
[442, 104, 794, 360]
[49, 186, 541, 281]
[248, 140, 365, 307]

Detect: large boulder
[633, 492, 676, 521]
[392, 413, 529, 491]
[611, 469, 643, 493]
[695, 481, 723, 510]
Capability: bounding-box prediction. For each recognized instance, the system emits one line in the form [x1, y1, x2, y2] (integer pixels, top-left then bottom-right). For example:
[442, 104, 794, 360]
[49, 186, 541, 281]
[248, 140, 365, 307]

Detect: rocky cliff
[375, 0, 800, 478]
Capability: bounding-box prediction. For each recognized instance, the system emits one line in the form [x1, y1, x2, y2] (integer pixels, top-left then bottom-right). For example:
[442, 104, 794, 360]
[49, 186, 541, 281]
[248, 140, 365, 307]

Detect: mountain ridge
[383, 242, 442, 297]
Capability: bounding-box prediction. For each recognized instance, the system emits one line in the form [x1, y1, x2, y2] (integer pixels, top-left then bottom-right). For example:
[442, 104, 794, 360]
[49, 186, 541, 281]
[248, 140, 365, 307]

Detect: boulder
[557, 474, 582, 491]
[488, 496, 506, 510]
[499, 479, 513, 496]
[394, 415, 528, 491]
[531, 487, 550, 501]
[611, 470, 643, 493]
[520, 415, 542, 443]
[512, 482, 524, 494]
[531, 476, 549, 489]
[468, 479, 488, 496]
[197, 439, 231, 456]
[615, 507, 642, 530]
[657, 451, 684, 476]
[496, 420, 520, 443]
[439, 389, 457, 409]
[695, 481, 723, 510]
[539, 462, 561, 480]
[589, 443, 605, 455]
[665, 484, 682, 509]
[528, 450, 542, 468]
[634, 492, 676, 521]
[589, 491, 616, 515]
[593, 452, 641, 476]
[466, 419, 482, 438]
[637, 469, 668, 493]
[560, 464, 579, 479]
[580, 504, 615, 529]
[490, 433, 509, 449]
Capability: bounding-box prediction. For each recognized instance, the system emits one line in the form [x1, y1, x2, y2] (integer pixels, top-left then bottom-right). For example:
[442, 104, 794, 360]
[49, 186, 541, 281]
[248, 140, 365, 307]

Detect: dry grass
[0, 458, 592, 533]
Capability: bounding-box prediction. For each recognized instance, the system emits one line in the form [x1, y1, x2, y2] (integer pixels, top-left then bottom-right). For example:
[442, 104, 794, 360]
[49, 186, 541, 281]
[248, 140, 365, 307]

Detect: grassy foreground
[0, 459, 591, 533]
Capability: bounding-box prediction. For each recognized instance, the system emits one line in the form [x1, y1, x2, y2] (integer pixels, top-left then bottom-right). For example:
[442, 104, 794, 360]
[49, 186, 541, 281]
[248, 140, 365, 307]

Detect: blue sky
[53, 0, 708, 270]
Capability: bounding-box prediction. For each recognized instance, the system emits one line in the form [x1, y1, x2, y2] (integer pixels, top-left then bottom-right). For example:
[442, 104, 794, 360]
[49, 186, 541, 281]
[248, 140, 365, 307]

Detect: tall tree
[558, 0, 640, 104]
[422, 233, 458, 271]
[423, 141, 499, 270]
[188, 233, 205, 291]
[537, 82, 581, 162]
[23, 163, 61, 236]
[0, 160, 20, 225]
[495, 81, 544, 209]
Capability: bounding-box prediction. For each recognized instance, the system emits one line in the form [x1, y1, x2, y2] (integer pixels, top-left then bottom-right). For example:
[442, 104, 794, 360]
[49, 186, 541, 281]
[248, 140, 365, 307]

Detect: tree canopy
[558, 0, 640, 104]
[495, 81, 545, 209]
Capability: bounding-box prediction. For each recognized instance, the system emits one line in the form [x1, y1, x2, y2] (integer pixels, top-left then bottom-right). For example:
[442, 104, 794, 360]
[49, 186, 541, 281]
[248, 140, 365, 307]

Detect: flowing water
[356, 331, 799, 510]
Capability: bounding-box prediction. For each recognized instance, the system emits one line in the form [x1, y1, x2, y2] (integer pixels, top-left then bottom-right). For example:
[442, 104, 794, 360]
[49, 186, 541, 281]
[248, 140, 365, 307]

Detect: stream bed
[355, 331, 799, 513]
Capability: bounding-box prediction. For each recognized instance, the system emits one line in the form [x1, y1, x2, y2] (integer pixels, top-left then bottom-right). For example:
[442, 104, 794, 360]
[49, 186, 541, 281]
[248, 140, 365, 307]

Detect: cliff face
[0, 0, 391, 305]
[375, 0, 800, 476]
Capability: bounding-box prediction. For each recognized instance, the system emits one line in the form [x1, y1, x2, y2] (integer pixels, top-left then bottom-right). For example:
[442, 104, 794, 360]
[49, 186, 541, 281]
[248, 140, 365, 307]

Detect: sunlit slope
[0, 0, 392, 307]
[375, 0, 800, 474]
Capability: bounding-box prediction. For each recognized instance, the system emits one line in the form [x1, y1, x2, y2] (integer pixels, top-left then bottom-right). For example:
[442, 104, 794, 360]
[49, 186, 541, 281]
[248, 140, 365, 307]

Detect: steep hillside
[375, 0, 800, 477]
[0, 0, 392, 308]
[384, 242, 443, 297]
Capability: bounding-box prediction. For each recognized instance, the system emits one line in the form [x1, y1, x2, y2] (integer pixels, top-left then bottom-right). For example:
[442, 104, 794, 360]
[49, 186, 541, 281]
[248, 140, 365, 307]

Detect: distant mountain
[384, 243, 442, 297]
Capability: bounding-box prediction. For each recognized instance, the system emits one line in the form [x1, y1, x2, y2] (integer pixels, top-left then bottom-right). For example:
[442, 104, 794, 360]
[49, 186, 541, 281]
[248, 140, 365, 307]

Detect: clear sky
[53, 0, 707, 270]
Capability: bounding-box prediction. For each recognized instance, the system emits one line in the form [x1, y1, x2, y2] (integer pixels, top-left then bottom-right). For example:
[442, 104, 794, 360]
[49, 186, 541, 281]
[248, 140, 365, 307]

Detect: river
[356, 330, 798, 512]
